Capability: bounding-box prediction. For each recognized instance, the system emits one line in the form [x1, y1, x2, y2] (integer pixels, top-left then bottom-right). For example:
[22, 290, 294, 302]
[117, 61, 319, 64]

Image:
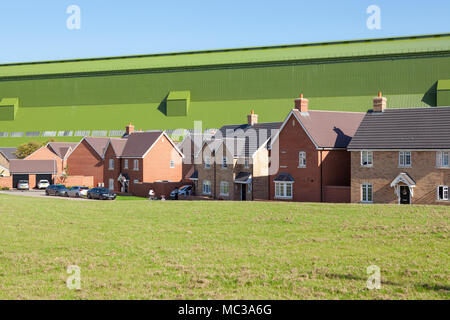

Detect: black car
[46, 185, 69, 197]
[87, 187, 117, 200]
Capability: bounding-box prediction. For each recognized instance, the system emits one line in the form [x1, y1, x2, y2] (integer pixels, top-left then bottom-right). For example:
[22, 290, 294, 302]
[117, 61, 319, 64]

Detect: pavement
[0, 190, 92, 201]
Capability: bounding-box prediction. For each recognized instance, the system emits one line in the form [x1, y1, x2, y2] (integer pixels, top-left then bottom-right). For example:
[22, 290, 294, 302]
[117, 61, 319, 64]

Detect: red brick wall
[67, 140, 104, 186]
[269, 114, 351, 203]
[103, 144, 121, 192]
[270, 114, 321, 202]
[54, 176, 94, 188]
[0, 177, 12, 188]
[143, 135, 183, 183]
[323, 185, 350, 203]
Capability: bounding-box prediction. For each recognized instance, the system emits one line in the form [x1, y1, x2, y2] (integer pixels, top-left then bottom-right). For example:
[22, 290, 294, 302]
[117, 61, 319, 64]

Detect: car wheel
[88, 194, 91, 199]
[75, 193, 80, 198]
[45, 191, 49, 196]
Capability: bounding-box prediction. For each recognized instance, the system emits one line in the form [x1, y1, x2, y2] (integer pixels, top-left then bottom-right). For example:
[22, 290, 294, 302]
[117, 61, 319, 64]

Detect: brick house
[25, 142, 77, 176]
[66, 137, 110, 187]
[348, 94, 450, 205]
[0, 148, 17, 176]
[103, 127, 184, 193]
[192, 111, 281, 200]
[9, 159, 57, 189]
[269, 95, 364, 202]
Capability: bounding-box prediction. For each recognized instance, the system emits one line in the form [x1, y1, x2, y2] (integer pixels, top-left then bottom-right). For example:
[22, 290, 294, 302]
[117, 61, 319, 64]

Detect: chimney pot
[247, 110, 258, 126]
[295, 94, 309, 113]
[373, 93, 387, 112]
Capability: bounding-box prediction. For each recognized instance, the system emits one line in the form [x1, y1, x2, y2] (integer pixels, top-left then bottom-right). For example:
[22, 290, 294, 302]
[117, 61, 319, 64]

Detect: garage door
[36, 174, 53, 187]
[13, 174, 29, 189]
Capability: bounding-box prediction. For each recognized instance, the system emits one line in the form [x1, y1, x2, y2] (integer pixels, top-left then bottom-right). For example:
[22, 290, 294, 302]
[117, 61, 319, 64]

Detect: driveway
[0, 190, 92, 201]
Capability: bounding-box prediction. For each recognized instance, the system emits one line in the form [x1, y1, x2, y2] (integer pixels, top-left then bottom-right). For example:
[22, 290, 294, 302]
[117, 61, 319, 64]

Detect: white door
[109, 178, 114, 191]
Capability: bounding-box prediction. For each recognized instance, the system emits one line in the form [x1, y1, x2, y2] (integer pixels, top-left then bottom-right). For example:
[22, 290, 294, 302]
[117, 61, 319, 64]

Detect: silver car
[17, 180, 29, 190]
[67, 186, 89, 198]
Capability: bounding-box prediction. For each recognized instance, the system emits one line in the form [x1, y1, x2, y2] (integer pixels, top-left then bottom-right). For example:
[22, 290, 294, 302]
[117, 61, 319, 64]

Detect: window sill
[361, 201, 373, 204]
[436, 166, 450, 169]
[297, 166, 306, 169]
[275, 196, 293, 200]
[219, 194, 229, 197]
[398, 166, 411, 168]
[361, 165, 373, 168]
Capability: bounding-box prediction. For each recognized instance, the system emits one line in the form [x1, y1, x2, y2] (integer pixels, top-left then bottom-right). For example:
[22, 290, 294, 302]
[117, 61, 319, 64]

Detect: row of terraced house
[2, 93, 449, 205]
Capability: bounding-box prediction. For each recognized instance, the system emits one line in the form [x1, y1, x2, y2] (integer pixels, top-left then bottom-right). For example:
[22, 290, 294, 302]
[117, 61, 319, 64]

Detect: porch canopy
[390, 172, 416, 197]
[234, 172, 252, 184]
[274, 172, 295, 182]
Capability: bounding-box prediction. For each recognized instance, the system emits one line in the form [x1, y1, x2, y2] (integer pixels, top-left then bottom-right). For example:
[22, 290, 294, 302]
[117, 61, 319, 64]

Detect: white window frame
[109, 159, 114, 170]
[124, 159, 129, 170]
[170, 160, 175, 168]
[437, 185, 449, 201]
[399, 151, 411, 168]
[133, 179, 140, 184]
[274, 182, 293, 199]
[244, 158, 249, 169]
[436, 151, 449, 168]
[298, 151, 306, 168]
[361, 151, 373, 167]
[222, 157, 228, 169]
[202, 180, 211, 195]
[133, 159, 139, 171]
[219, 181, 229, 196]
[361, 183, 373, 203]
[205, 157, 211, 169]
[108, 178, 114, 191]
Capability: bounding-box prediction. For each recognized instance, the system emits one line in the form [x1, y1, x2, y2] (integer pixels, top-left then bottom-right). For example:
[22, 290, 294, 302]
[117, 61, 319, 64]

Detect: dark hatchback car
[46, 185, 69, 197]
[87, 187, 117, 200]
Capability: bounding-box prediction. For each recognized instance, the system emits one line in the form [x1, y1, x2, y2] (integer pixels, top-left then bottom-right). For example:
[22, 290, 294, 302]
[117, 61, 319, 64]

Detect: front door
[241, 184, 247, 201]
[399, 186, 410, 204]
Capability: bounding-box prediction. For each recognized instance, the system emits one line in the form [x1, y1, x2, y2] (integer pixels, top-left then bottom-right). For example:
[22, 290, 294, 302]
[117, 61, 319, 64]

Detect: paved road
[0, 190, 92, 201]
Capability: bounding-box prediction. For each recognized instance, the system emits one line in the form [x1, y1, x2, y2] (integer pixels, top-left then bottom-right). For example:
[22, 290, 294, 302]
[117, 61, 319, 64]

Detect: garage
[12, 174, 29, 189]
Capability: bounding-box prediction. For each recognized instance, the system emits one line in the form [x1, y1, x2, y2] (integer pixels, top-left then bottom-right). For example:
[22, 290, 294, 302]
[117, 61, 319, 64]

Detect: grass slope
[0, 194, 448, 300]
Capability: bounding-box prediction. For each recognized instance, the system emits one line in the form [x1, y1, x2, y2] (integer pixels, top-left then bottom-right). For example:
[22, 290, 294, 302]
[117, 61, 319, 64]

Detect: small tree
[14, 139, 56, 159]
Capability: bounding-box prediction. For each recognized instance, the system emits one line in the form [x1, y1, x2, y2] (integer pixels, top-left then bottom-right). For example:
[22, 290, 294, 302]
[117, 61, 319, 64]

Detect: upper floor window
[124, 159, 129, 170]
[361, 183, 373, 203]
[170, 160, 175, 168]
[437, 186, 449, 201]
[109, 159, 114, 170]
[220, 181, 229, 196]
[205, 157, 211, 169]
[298, 151, 306, 168]
[436, 151, 449, 168]
[399, 151, 411, 167]
[222, 157, 228, 169]
[361, 151, 373, 167]
[133, 159, 139, 171]
[244, 158, 249, 168]
[203, 180, 211, 195]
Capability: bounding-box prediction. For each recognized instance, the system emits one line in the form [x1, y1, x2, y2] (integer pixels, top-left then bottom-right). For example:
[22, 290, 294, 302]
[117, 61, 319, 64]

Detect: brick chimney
[373, 92, 387, 112]
[126, 122, 135, 135]
[247, 110, 258, 126]
[295, 94, 309, 112]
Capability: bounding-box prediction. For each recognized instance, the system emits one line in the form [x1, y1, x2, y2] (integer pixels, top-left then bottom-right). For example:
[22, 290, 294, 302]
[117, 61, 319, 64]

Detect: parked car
[67, 186, 89, 198]
[46, 185, 69, 197]
[170, 185, 192, 198]
[37, 180, 50, 190]
[17, 180, 29, 190]
[87, 188, 116, 200]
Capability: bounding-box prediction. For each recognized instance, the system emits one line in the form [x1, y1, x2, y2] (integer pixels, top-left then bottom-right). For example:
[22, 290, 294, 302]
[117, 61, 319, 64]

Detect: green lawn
[0, 194, 448, 300]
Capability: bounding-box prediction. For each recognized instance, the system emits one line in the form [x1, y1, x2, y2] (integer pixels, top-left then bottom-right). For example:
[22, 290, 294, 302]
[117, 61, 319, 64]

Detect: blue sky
[0, 0, 449, 63]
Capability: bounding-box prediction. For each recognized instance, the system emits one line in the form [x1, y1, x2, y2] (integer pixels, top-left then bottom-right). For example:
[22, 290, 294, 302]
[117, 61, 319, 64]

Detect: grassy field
[0, 194, 448, 300]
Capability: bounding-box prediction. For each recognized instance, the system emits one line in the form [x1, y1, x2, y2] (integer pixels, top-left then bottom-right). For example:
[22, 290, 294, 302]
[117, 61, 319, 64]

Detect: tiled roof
[109, 138, 128, 157]
[121, 131, 163, 158]
[216, 122, 282, 157]
[0, 147, 17, 160]
[348, 107, 450, 149]
[234, 172, 252, 183]
[47, 142, 78, 159]
[274, 172, 295, 182]
[292, 109, 365, 149]
[84, 137, 110, 157]
[10, 159, 57, 174]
